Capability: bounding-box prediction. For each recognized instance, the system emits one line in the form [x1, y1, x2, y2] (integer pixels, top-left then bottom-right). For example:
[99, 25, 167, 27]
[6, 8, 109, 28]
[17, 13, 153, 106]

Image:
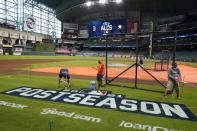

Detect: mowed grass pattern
[0, 56, 197, 131]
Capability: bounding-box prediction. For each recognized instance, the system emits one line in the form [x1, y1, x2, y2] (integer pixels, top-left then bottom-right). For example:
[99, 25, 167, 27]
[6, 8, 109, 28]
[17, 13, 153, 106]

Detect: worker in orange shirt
[96, 60, 105, 91]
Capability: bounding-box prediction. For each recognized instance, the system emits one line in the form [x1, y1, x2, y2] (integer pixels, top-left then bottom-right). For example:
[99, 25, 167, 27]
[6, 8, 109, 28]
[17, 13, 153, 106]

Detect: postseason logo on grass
[1, 86, 196, 121]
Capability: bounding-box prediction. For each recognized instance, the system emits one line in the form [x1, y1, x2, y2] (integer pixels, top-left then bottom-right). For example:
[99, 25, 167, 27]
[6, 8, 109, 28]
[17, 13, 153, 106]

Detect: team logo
[101, 22, 112, 34]
[25, 16, 36, 30]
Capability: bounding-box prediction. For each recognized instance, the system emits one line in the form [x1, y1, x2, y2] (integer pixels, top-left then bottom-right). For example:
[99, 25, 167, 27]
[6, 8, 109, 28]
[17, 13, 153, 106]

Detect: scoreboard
[88, 19, 127, 37]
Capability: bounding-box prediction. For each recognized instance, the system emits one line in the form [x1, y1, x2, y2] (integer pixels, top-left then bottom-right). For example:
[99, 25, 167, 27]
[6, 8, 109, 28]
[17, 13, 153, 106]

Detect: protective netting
[105, 32, 176, 90]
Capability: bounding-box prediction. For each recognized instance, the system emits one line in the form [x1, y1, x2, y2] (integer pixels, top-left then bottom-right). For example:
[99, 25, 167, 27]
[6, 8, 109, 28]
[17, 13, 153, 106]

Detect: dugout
[0, 44, 3, 55]
[13, 39, 25, 55]
[2, 37, 13, 55]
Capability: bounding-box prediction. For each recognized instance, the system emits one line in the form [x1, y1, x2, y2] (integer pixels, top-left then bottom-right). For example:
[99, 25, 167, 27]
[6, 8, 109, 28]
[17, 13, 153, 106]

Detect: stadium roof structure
[35, 0, 197, 22]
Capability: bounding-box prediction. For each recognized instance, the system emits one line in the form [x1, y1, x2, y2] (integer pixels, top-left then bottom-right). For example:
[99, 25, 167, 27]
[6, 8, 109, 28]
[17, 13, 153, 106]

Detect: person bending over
[58, 67, 70, 88]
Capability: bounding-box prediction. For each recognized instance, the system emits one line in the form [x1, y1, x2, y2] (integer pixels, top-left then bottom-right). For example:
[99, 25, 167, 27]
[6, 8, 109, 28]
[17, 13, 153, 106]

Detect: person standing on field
[164, 63, 182, 99]
[96, 60, 105, 91]
[139, 56, 144, 69]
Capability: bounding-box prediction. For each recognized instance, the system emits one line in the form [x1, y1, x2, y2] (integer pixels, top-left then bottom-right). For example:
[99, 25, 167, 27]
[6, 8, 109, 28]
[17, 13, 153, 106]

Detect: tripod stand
[106, 63, 167, 89]
[105, 33, 167, 89]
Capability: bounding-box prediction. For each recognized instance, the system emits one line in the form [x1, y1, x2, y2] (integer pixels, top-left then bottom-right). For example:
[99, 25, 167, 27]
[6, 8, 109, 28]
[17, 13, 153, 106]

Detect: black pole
[105, 36, 108, 85]
[49, 121, 53, 131]
[134, 33, 139, 89]
[138, 64, 167, 89]
[173, 31, 177, 64]
[107, 63, 136, 84]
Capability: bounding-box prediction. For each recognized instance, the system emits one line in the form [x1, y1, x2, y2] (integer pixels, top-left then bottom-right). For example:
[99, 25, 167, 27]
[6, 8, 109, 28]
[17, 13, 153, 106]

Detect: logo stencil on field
[1, 86, 196, 121]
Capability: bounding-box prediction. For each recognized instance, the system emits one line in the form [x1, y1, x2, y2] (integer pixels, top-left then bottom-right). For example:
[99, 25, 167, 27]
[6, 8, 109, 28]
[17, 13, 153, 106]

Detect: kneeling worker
[58, 67, 70, 88]
[96, 60, 105, 91]
[164, 63, 182, 99]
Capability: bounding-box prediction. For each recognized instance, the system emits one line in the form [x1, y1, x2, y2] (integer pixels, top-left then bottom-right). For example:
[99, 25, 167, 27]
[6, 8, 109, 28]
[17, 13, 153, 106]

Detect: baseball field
[0, 55, 197, 131]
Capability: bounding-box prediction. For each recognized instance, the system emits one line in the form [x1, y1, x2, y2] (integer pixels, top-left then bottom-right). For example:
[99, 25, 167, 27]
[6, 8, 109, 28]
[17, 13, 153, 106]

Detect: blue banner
[88, 19, 126, 37]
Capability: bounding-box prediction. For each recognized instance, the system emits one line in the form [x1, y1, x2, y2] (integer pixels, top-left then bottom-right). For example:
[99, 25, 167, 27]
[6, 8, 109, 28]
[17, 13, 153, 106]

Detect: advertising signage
[2, 86, 197, 121]
[88, 19, 127, 37]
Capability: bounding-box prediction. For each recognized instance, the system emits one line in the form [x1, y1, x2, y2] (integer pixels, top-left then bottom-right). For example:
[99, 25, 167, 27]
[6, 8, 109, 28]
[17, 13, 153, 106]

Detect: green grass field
[0, 55, 197, 131]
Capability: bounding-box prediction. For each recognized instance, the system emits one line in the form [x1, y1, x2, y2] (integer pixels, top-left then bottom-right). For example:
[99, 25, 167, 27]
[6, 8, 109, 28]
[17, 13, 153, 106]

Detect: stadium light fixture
[99, 0, 107, 4]
[118, 25, 122, 29]
[85, 1, 94, 7]
[115, 0, 122, 4]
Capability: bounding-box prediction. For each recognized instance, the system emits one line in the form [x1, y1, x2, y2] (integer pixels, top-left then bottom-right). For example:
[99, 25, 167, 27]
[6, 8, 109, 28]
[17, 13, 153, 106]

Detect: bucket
[90, 81, 96, 90]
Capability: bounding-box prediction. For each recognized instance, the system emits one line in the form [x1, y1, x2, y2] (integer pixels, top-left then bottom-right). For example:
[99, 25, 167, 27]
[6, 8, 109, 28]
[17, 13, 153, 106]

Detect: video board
[88, 19, 126, 37]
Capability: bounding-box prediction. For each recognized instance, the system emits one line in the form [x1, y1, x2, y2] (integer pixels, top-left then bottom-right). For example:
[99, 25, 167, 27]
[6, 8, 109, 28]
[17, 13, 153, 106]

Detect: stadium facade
[0, 0, 61, 37]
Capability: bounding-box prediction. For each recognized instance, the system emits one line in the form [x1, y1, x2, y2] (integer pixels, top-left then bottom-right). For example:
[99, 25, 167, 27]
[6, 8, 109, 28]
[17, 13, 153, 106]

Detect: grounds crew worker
[58, 67, 70, 88]
[164, 63, 182, 99]
[96, 60, 105, 91]
[139, 56, 144, 67]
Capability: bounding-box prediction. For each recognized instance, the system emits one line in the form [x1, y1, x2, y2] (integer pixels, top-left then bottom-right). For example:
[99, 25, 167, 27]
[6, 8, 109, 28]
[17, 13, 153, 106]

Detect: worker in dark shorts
[139, 56, 144, 67]
[58, 68, 70, 88]
[96, 60, 105, 91]
[164, 63, 182, 99]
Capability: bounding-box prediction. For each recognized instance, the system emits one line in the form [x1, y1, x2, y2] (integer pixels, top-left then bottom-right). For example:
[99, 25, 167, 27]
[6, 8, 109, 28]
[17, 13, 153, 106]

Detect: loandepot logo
[101, 22, 112, 34]
[119, 121, 181, 131]
[1, 86, 196, 121]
